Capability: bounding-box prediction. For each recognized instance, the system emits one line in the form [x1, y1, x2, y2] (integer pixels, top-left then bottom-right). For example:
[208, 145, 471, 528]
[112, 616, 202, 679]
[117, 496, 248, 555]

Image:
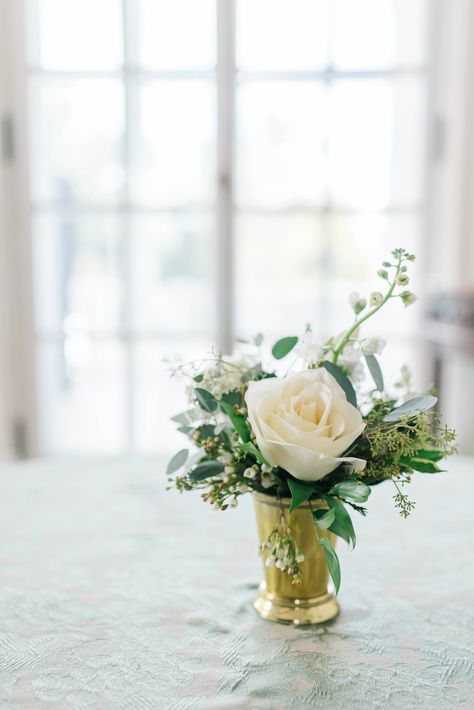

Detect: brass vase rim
[253, 490, 327, 510]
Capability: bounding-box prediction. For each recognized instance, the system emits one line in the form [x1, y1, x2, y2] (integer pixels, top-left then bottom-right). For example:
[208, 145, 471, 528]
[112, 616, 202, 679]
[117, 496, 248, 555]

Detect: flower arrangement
[166, 249, 456, 595]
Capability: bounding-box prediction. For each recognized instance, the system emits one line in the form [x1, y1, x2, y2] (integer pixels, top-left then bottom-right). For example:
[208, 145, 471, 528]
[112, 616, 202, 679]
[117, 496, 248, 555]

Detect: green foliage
[189, 460, 224, 482]
[319, 537, 341, 595]
[365, 354, 384, 392]
[328, 480, 371, 503]
[272, 336, 298, 359]
[288, 478, 315, 513]
[313, 507, 336, 529]
[237, 442, 270, 467]
[324, 496, 356, 548]
[166, 449, 189, 475]
[383, 395, 437, 422]
[194, 387, 218, 413]
[219, 400, 251, 442]
[321, 361, 357, 407]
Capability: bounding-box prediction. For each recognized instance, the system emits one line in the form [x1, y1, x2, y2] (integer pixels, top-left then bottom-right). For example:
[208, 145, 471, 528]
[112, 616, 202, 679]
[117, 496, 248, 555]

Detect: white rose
[245, 369, 366, 482]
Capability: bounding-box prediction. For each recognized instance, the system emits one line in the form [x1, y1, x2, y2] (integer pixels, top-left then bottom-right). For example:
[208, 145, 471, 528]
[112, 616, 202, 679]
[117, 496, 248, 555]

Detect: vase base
[253, 583, 339, 625]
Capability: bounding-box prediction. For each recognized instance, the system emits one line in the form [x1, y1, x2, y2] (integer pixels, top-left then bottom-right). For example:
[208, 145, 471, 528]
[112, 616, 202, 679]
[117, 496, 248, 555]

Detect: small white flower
[296, 553, 305, 563]
[400, 291, 417, 307]
[275, 559, 286, 571]
[237, 482, 249, 493]
[261, 464, 273, 474]
[349, 292, 367, 315]
[243, 467, 256, 479]
[261, 472, 277, 489]
[266, 555, 276, 567]
[369, 291, 384, 307]
[229, 497, 238, 508]
[361, 337, 387, 355]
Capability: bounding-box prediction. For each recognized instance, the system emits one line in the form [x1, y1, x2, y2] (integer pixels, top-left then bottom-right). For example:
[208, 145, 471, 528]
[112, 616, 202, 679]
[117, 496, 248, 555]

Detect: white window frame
[2, 0, 467, 458]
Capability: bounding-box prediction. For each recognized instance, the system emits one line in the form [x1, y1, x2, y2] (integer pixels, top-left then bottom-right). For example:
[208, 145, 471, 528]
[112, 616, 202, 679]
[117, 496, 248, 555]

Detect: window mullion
[216, 0, 236, 354]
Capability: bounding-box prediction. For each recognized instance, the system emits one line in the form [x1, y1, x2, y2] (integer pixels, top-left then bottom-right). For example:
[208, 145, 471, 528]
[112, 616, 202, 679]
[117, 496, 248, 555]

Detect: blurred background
[0, 0, 473, 459]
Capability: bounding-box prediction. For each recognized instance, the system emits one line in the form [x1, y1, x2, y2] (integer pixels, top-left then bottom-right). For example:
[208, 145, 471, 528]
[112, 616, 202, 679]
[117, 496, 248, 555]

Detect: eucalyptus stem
[332, 255, 403, 365]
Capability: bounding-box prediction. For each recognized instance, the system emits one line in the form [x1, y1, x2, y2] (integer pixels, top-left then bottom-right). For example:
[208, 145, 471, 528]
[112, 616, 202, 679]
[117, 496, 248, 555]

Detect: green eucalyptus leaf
[321, 361, 357, 407]
[237, 442, 270, 467]
[166, 448, 189, 475]
[328, 479, 371, 503]
[324, 496, 357, 548]
[399, 456, 443, 473]
[171, 409, 197, 425]
[319, 537, 341, 595]
[189, 460, 225, 482]
[219, 400, 251, 442]
[288, 478, 315, 513]
[272, 336, 298, 360]
[313, 507, 336, 529]
[413, 449, 445, 462]
[195, 387, 218, 413]
[177, 426, 193, 435]
[193, 374, 204, 382]
[383, 395, 438, 422]
[365, 354, 384, 392]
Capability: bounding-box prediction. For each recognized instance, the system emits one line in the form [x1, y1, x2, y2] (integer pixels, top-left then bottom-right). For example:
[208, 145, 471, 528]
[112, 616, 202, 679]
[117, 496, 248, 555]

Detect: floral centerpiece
[166, 249, 456, 624]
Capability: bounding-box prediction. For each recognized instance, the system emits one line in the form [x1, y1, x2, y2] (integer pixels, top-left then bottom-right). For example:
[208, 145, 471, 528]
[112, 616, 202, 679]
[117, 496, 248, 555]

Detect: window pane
[33, 213, 123, 334]
[331, 0, 428, 70]
[37, 341, 127, 454]
[29, 0, 123, 71]
[236, 82, 326, 208]
[235, 212, 421, 341]
[137, 0, 215, 70]
[130, 81, 215, 207]
[130, 213, 215, 336]
[235, 213, 325, 337]
[237, 0, 330, 71]
[328, 80, 392, 209]
[326, 212, 421, 336]
[30, 79, 124, 204]
[133, 339, 212, 453]
[328, 79, 426, 210]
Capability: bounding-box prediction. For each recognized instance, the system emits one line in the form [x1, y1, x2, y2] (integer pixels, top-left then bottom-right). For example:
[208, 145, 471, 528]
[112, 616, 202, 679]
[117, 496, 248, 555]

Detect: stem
[332, 256, 402, 365]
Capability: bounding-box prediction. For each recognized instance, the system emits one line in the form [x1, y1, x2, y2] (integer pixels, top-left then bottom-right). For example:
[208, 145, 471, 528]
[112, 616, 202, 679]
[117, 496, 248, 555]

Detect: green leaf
[254, 332, 264, 346]
[399, 456, 443, 473]
[193, 374, 204, 382]
[288, 478, 315, 513]
[321, 361, 357, 407]
[166, 448, 189, 475]
[189, 460, 225, 482]
[365, 354, 384, 392]
[219, 400, 251, 442]
[237, 442, 270, 467]
[319, 537, 341, 595]
[196, 424, 216, 439]
[413, 449, 445, 462]
[324, 496, 356, 548]
[171, 409, 196, 425]
[272, 336, 298, 360]
[220, 390, 242, 406]
[329, 479, 371, 503]
[195, 387, 218, 413]
[177, 426, 193, 435]
[313, 507, 336, 529]
[383, 395, 438, 422]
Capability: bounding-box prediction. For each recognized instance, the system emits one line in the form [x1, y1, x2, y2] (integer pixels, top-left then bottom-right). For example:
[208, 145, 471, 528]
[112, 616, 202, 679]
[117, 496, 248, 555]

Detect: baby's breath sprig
[259, 514, 305, 585]
[332, 248, 417, 366]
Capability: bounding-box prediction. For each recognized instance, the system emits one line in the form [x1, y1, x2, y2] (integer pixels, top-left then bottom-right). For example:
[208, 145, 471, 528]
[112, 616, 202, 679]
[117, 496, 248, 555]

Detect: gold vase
[253, 491, 339, 625]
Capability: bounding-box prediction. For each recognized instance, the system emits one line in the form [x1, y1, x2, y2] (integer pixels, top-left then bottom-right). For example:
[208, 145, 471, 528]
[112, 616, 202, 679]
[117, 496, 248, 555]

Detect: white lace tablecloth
[0, 456, 473, 709]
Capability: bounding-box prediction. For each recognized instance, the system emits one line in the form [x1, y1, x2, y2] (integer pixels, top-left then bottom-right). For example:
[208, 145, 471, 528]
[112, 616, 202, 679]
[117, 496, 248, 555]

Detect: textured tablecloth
[0, 456, 473, 709]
